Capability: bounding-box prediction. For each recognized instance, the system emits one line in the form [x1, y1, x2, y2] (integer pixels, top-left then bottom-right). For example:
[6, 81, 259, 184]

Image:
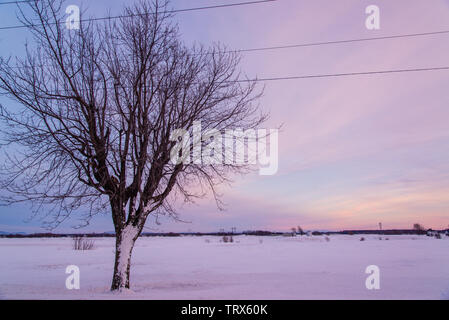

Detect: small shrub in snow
[325, 236, 330, 242]
[72, 236, 95, 250]
[221, 235, 234, 243]
[360, 237, 365, 241]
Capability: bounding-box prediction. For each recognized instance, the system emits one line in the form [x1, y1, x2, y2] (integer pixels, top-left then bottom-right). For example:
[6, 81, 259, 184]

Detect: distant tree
[0, 0, 265, 291]
[297, 225, 304, 235]
[413, 223, 425, 232]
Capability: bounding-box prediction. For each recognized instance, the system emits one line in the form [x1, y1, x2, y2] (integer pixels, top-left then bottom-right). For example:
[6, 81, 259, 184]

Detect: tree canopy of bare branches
[0, 0, 266, 290]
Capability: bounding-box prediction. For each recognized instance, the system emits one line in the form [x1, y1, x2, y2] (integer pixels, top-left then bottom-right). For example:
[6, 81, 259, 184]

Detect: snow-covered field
[0, 235, 448, 300]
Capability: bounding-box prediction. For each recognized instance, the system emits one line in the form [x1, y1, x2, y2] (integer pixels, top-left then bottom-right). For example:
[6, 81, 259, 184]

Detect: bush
[73, 236, 95, 250]
[222, 235, 234, 243]
[413, 223, 425, 231]
[360, 237, 365, 241]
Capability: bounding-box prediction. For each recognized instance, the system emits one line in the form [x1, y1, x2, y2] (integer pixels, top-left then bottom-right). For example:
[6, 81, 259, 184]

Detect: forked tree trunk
[111, 226, 139, 291]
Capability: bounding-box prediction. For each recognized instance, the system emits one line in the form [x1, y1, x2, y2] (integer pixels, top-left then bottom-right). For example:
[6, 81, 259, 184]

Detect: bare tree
[413, 223, 425, 232]
[0, 0, 266, 291]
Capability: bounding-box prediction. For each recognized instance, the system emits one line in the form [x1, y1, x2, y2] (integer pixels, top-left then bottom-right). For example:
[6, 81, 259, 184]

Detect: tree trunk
[111, 226, 139, 291]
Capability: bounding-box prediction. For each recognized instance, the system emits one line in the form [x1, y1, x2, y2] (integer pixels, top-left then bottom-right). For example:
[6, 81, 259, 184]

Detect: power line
[0, 0, 277, 30]
[1, 66, 447, 97]
[4, 29, 449, 70]
[232, 30, 449, 54]
[236, 66, 449, 82]
[0, 66, 447, 97]
[0, 0, 35, 5]
[2, 1, 448, 58]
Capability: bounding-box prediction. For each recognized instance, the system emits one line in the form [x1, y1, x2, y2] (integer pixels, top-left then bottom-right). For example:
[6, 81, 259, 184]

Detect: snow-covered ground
[0, 235, 448, 300]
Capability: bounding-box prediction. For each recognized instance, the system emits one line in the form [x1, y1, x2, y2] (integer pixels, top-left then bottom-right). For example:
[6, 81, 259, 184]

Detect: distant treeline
[1, 229, 448, 238]
[0, 231, 279, 238]
[339, 229, 429, 235]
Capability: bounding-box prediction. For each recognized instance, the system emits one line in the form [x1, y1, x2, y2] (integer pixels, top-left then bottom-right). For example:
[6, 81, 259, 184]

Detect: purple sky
[1, 0, 449, 233]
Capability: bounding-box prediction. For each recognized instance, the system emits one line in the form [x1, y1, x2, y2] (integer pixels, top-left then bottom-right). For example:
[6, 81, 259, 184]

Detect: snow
[0, 234, 448, 299]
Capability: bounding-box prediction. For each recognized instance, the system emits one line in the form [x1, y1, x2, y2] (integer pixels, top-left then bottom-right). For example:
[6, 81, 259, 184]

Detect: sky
[0, 0, 449, 233]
